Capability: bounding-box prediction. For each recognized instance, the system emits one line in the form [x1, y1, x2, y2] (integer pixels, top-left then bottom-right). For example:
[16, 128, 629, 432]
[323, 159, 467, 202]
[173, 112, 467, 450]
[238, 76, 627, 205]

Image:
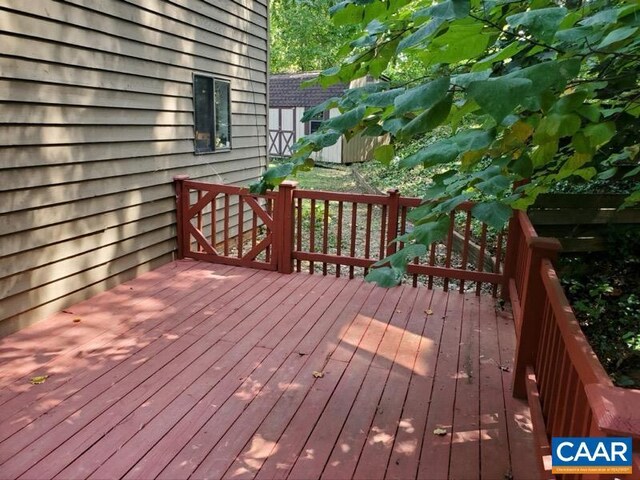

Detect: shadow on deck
[0, 260, 536, 479]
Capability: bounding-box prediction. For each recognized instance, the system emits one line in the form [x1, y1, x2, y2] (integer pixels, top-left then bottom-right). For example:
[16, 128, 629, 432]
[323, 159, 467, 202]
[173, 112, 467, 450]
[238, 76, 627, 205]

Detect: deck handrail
[174, 176, 507, 294]
[508, 209, 640, 479]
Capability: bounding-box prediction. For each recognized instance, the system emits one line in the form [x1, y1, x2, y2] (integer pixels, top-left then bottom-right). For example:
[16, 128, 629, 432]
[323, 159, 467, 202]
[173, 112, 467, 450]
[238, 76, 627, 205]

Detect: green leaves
[428, 23, 490, 64]
[507, 7, 567, 42]
[401, 217, 451, 246]
[398, 140, 459, 169]
[394, 77, 450, 115]
[265, 0, 639, 290]
[324, 106, 366, 131]
[598, 26, 638, 49]
[583, 122, 616, 149]
[365, 266, 402, 287]
[399, 94, 453, 137]
[471, 201, 512, 230]
[467, 77, 533, 124]
[397, 18, 444, 52]
[373, 144, 395, 165]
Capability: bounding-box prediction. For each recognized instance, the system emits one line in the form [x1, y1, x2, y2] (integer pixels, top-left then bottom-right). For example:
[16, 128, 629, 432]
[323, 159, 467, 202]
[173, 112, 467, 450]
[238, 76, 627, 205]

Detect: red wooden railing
[175, 176, 640, 478]
[174, 177, 507, 294]
[508, 211, 640, 479]
[174, 177, 278, 270]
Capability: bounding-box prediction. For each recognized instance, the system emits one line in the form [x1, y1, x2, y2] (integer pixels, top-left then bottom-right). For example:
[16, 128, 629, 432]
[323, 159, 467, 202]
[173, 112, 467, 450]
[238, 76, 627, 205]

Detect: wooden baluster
[428, 244, 436, 289]
[379, 204, 387, 260]
[224, 193, 230, 256]
[276, 181, 297, 274]
[265, 198, 272, 262]
[550, 348, 571, 436]
[322, 200, 329, 275]
[251, 206, 257, 249]
[443, 211, 455, 292]
[475, 224, 488, 296]
[399, 206, 407, 250]
[364, 204, 372, 275]
[459, 210, 472, 293]
[211, 195, 217, 251]
[349, 202, 357, 279]
[501, 213, 520, 300]
[173, 175, 190, 259]
[512, 246, 561, 399]
[492, 231, 504, 297]
[386, 189, 400, 257]
[237, 195, 244, 259]
[336, 201, 343, 277]
[296, 198, 302, 272]
[309, 199, 316, 274]
[196, 190, 203, 252]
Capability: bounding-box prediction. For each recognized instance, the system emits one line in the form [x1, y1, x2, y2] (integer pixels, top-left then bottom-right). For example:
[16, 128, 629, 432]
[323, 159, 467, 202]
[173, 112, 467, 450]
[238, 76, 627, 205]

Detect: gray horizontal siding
[0, 0, 268, 336]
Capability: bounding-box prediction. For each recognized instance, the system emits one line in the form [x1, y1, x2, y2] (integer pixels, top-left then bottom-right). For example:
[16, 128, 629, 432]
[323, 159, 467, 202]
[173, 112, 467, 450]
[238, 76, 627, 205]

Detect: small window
[193, 74, 231, 153]
[306, 109, 329, 135]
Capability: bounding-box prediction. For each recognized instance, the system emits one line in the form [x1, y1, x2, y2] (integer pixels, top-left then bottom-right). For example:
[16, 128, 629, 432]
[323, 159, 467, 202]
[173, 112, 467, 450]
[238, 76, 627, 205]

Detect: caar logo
[552, 437, 633, 474]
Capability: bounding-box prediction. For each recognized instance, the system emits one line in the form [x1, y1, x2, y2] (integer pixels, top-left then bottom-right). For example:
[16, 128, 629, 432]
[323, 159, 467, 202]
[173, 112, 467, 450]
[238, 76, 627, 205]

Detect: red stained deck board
[197, 278, 367, 480]
[0, 262, 536, 480]
[0, 265, 259, 430]
[2, 271, 294, 478]
[496, 308, 539, 479]
[418, 292, 465, 480]
[0, 260, 204, 383]
[288, 286, 423, 480]
[141, 275, 332, 480]
[448, 295, 481, 480]
[255, 285, 408, 480]
[479, 295, 512, 480]
[0, 267, 273, 467]
[183, 277, 357, 480]
[384, 290, 443, 480]
[352, 287, 425, 480]
[222, 281, 379, 480]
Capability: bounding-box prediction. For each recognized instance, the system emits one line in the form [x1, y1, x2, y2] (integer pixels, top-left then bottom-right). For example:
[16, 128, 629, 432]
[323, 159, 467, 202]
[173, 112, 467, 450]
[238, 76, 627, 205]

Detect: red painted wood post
[386, 189, 400, 257]
[173, 175, 190, 259]
[501, 212, 521, 300]
[277, 180, 298, 274]
[512, 236, 562, 399]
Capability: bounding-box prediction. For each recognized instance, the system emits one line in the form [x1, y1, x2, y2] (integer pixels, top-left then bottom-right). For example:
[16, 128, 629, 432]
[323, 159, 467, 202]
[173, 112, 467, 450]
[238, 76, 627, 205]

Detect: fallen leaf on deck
[30, 375, 49, 385]
[312, 371, 325, 378]
[425, 309, 433, 315]
[73, 318, 82, 323]
[433, 428, 447, 436]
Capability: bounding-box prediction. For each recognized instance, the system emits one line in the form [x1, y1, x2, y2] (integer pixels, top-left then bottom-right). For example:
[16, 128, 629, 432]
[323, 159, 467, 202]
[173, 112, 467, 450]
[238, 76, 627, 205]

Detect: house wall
[0, 0, 269, 336]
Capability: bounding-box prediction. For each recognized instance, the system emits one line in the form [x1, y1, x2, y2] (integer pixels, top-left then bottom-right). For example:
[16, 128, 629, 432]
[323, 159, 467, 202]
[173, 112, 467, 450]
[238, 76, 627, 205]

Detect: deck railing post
[276, 180, 298, 274]
[386, 189, 400, 257]
[173, 175, 190, 259]
[512, 236, 561, 399]
[501, 212, 521, 300]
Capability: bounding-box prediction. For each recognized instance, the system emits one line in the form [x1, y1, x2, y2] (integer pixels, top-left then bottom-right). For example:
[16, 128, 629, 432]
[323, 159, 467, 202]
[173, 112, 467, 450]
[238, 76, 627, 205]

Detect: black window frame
[193, 73, 232, 154]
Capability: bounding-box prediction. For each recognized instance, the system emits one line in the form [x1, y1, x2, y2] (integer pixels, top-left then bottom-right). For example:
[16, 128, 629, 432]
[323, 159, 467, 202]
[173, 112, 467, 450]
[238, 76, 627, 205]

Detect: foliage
[559, 227, 640, 387]
[257, 0, 640, 286]
[269, 0, 359, 73]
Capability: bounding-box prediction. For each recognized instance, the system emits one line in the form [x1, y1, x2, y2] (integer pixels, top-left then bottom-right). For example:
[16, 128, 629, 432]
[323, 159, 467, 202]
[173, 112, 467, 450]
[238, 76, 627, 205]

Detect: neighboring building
[269, 72, 386, 164]
[0, 0, 268, 336]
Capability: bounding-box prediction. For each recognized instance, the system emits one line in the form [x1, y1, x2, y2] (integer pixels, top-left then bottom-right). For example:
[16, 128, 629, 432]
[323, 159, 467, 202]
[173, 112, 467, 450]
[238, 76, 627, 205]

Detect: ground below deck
[0, 260, 537, 479]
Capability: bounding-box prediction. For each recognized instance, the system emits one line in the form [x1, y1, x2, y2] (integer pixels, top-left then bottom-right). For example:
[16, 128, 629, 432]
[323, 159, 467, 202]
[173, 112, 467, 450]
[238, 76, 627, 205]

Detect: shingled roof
[269, 72, 347, 108]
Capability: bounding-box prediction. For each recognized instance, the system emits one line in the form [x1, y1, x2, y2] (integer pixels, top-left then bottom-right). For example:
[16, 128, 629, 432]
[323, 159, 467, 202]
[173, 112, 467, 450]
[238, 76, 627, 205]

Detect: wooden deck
[0, 260, 537, 480]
